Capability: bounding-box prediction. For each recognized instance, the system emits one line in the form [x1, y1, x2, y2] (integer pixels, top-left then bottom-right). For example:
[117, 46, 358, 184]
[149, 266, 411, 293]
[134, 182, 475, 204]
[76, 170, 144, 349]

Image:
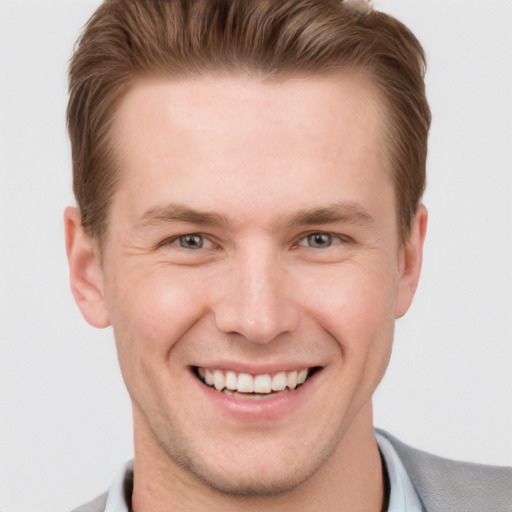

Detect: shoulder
[70, 492, 108, 512]
[377, 429, 512, 512]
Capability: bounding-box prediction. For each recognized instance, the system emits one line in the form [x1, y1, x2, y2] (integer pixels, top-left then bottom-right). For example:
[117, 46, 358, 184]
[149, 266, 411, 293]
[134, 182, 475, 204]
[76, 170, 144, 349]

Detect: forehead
[113, 71, 384, 153]
[108, 72, 392, 227]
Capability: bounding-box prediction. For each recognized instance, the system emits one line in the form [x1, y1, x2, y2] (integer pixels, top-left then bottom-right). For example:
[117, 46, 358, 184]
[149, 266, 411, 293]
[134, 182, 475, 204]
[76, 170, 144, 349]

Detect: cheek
[293, 262, 397, 425]
[105, 267, 209, 372]
[299, 261, 398, 356]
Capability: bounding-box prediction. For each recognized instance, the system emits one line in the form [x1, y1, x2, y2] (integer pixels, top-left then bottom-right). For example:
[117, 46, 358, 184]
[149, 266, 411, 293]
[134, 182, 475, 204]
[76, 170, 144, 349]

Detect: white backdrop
[0, 1, 510, 511]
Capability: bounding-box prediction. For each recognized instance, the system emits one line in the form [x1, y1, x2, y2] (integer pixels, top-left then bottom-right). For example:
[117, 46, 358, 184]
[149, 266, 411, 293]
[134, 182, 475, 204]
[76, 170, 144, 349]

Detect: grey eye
[307, 233, 333, 248]
[179, 235, 204, 249]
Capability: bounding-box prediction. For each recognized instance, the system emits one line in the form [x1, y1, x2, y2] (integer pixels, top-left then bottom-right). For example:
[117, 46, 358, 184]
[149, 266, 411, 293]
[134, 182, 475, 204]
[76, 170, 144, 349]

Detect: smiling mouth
[193, 367, 320, 398]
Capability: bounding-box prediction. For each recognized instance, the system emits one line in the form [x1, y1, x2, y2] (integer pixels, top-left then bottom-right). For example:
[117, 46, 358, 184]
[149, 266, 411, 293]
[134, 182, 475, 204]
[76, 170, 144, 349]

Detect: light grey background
[0, 1, 511, 511]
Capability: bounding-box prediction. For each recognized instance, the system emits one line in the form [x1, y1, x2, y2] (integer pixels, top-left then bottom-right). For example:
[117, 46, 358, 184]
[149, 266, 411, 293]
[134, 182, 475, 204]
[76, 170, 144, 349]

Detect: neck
[131, 402, 385, 512]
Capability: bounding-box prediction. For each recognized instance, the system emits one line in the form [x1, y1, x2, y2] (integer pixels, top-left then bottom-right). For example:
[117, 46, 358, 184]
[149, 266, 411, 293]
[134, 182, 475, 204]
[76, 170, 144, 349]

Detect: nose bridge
[214, 241, 298, 343]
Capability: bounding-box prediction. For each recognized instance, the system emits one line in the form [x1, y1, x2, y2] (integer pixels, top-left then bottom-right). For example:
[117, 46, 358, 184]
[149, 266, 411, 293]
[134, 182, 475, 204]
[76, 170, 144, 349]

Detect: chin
[162, 430, 340, 498]
[181, 459, 320, 497]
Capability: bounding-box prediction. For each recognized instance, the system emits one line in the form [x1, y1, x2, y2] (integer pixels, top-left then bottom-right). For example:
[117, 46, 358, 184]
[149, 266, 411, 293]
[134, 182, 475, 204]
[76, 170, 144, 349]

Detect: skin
[65, 72, 427, 512]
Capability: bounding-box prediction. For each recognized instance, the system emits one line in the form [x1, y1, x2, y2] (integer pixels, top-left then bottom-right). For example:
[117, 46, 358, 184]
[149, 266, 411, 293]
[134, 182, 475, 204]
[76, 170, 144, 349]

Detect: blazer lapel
[377, 429, 512, 512]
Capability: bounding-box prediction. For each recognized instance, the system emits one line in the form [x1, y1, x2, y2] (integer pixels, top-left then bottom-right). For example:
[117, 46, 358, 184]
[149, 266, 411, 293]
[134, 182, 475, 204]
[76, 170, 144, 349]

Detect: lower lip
[191, 370, 321, 421]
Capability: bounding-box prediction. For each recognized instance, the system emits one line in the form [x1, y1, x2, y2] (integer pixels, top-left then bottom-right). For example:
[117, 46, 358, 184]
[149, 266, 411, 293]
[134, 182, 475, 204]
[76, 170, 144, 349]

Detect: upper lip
[191, 362, 323, 374]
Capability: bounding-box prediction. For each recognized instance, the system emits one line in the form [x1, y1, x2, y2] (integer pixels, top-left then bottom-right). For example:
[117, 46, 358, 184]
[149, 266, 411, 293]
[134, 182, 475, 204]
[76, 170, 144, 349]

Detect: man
[64, 0, 512, 511]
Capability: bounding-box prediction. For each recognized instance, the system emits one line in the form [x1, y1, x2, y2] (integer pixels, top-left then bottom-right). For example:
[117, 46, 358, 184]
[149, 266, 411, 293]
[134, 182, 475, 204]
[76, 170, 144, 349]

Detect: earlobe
[395, 204, 428, 319]
[64, 207, 111, 328]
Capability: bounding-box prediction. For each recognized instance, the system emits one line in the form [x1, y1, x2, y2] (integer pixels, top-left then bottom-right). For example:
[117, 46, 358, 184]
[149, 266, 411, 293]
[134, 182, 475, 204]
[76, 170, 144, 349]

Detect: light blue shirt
[105, 432, 424, 512]
[104, 461, 132, 512]
[375, 431, 425, 512]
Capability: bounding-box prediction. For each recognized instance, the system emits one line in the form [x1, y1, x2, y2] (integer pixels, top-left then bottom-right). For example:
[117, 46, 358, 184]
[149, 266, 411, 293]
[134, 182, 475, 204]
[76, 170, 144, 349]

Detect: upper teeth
[198, 368, 310, 394]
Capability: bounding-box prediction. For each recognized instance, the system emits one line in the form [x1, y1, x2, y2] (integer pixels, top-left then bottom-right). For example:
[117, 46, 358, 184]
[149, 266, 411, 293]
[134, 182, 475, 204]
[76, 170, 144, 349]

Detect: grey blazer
[72, 431, 512, 512]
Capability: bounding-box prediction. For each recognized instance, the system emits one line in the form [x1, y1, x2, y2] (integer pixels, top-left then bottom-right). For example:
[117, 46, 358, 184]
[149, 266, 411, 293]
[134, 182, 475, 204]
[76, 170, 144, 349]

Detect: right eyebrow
[138, 203, 229, 228]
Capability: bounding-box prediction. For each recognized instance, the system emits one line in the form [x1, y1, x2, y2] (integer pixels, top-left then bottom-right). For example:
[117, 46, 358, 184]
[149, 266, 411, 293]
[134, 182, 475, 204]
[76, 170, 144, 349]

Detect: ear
[395, 204, 428, 319]
[64, 206, 110, 328]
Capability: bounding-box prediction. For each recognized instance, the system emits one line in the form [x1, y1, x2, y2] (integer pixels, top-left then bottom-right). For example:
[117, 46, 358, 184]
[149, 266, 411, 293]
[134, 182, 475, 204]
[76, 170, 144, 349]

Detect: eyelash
[294, 231, 353, 250]
[157, 234, 214, 250]
[158, 231, 351, 251]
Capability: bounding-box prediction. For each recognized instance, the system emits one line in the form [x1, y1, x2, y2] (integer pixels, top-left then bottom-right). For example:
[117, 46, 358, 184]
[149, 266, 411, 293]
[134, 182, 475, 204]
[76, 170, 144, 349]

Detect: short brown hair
[68, 0, 430, 243]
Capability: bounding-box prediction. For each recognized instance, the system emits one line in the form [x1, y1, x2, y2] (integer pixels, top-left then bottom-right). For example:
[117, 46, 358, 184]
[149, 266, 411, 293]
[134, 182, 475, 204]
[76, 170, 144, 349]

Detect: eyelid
[295, 231, 352, 248]
[155, 230, 353, 251]
[156, 233, 215, 250]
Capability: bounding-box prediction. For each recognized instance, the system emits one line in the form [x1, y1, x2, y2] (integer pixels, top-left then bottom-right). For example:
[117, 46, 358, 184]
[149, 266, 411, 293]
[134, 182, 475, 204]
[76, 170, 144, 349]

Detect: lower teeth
[222, 389, 286, 399]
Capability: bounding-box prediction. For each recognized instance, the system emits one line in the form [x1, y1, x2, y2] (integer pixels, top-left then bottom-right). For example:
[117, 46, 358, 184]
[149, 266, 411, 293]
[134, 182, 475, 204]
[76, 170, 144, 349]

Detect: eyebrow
[138, 201, 374, 230]
[283, 202, 374, 228]
[139, 203, 229, 228]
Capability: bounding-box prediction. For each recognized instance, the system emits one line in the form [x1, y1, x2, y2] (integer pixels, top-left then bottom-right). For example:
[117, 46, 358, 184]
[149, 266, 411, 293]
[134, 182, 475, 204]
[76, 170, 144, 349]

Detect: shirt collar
[105, 460, 132, 512]
[375, 431, 425, 512]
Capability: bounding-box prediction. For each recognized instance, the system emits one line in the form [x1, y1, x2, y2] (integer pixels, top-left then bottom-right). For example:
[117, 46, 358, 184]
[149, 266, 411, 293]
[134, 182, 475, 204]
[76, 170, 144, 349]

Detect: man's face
[68, 73, 424, 495]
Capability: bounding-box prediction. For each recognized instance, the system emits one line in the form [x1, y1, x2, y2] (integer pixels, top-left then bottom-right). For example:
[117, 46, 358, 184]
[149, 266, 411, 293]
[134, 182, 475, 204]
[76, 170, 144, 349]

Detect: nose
[213, 245, 300, 344]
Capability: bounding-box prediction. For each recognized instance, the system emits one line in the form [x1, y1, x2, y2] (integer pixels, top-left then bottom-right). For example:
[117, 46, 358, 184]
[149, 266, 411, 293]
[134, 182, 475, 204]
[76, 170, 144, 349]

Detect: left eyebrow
[283, 202, 374, 228]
